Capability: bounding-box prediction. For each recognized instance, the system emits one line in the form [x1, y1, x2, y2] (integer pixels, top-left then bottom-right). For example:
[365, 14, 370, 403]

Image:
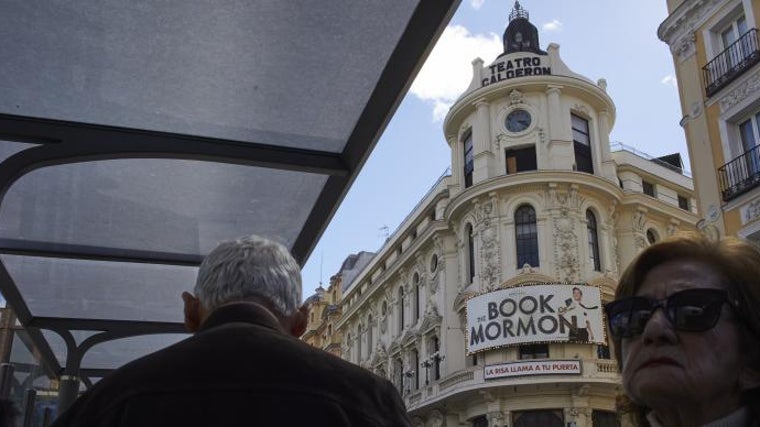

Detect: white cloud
[661, 74, 678, 87]
[542, 19, 563, 32]
[410, 25, 502, 121]
[470, 0, 485, 10]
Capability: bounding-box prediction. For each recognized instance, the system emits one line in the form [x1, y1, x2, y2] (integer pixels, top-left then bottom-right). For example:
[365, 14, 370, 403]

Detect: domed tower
[445, 1, 617, 192]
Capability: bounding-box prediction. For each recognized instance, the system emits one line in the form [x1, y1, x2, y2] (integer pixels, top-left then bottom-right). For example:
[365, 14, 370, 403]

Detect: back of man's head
[194, 235, 302, 317]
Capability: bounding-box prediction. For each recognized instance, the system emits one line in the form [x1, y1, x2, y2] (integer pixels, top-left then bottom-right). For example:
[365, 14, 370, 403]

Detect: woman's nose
[641, 307, 678, 345]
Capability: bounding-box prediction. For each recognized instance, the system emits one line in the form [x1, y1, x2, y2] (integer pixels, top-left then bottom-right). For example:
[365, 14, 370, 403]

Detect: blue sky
[301, 0, 686, 297]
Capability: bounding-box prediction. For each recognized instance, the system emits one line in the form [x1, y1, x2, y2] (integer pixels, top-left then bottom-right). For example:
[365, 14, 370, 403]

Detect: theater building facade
[334, 4, 697, 427]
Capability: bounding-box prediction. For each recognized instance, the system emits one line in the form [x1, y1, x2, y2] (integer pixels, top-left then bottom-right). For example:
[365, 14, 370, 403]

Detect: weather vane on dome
[509, 0, 529, 21]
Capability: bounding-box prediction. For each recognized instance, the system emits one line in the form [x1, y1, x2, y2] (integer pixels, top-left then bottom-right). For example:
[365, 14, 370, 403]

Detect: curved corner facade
[316, 6, 698, 427]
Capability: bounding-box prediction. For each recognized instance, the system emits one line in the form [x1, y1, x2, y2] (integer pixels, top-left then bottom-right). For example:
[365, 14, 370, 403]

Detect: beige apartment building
[326, 3, 698, 427]
[302, 252, 374, 357]
[659, 0, 760, 241]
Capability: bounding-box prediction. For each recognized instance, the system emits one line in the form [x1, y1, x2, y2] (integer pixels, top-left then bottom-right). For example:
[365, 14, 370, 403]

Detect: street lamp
[420, 360, 432, 385]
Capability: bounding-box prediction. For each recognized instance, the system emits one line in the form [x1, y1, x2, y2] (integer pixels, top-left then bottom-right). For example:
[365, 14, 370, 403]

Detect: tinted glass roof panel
[0, 140, 37, 162]
[2, 255, 196, 321]
[0, 1, 418, 152]
[81, 334, 188, 370]
[0, 159, 326, 255]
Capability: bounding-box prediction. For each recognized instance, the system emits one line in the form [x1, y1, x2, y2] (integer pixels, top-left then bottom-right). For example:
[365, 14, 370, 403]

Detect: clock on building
[505, 109, 532, 133]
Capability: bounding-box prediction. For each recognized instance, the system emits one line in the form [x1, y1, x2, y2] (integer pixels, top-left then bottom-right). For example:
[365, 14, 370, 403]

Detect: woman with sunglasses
[605, 232, 760, 427]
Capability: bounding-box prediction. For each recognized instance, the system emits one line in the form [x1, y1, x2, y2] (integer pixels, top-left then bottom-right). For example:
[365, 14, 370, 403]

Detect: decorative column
[597, 109, 616, 181]
[473, 99, 493, 184]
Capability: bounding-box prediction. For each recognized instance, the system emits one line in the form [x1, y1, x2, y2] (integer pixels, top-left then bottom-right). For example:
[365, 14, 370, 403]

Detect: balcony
[718, 144, 760, 201]
[703, 28, 760, 97]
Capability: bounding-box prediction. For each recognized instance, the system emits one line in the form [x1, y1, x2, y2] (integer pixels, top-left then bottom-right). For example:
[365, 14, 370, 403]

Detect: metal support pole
[22, 388, 36, 427]
[0, 363, 14, 398]
[57, 375, 79, 414]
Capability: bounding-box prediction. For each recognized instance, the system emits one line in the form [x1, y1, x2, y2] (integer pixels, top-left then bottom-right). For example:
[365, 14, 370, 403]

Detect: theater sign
[466, 284, 605, 353]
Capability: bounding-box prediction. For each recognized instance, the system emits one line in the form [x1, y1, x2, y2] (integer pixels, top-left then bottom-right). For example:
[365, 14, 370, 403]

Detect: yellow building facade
[334, 4, 698, 427]
[659, 0, 760, 242]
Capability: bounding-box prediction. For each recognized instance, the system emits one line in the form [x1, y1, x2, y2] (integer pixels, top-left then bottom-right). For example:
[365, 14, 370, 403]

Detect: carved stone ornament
[666, 220, 680, 236]
[719, 70, 760, 114]
[426, 410, 444, 427]
[672, 31, 696, 61]
[632, 209, 646, 232]
[554, 210, 579, 282]
[658, 0, 723, 54]
[479, 225, 501, 291]
[573, 103, 589, 115]
[509, 89, 524, 105]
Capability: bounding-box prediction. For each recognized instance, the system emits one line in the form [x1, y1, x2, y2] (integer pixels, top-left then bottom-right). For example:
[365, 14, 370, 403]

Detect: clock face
[505, 109, 532, 133]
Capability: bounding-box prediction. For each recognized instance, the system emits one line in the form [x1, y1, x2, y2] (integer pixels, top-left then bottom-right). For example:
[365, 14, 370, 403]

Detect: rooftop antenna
[319, 251, 324, 287]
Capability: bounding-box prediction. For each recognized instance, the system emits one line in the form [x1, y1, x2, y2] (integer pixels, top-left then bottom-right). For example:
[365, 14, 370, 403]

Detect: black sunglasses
[604, 288, 738, 339]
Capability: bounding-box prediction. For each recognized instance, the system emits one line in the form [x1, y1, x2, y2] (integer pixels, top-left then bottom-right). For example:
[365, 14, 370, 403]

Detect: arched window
[432, 336, 441, 380]
[393, 358, 404, 391]
[647, 229, 658, 245]
[412, 349, 419, 390]
[356, 324, 362, 361]
[398, 287, 405, 334]
[463, 131, 474, 188]
[515, 205, 539, 268]
[586, 209, 601, 271]
[466, 223, 475, 284]
[366, 315, 373, 356]
[572, 113, 593, 174]
[413, 273, 420, 322]
[346, 333, 352, 362]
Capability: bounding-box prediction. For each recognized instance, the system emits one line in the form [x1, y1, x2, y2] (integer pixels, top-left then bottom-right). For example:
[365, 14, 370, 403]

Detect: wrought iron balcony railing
[718, 144, 760, 201]
[703, 28, 760, 97]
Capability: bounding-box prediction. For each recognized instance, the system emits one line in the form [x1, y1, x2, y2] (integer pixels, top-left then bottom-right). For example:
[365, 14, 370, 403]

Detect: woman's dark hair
[0, 398, 19, 427]
[613, 231, 760, 425]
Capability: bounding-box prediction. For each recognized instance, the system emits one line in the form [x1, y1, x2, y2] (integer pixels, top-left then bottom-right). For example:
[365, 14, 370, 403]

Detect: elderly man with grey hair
[52, 235, 412, 427]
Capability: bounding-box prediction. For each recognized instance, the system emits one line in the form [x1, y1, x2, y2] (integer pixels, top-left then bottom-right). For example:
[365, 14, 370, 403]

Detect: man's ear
[287, 304, 309, 337]
[182, 291, 203, 333]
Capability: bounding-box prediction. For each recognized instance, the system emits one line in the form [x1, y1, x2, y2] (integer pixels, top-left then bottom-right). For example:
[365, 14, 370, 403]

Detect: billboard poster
[466, 284, 605, 353]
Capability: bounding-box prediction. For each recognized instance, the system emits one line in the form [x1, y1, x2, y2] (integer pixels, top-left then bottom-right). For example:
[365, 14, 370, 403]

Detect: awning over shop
[0, 0, 460, 405]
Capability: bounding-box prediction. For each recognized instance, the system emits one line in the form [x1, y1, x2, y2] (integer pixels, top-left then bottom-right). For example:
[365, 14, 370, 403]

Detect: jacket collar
[199, 302, 285, 334]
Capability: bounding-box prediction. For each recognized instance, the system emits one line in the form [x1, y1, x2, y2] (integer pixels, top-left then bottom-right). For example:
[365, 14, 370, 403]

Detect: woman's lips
[638, 357, 680, 370]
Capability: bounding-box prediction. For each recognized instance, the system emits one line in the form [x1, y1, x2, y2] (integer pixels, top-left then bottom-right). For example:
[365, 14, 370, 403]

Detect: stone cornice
[657, 0, 728, 60]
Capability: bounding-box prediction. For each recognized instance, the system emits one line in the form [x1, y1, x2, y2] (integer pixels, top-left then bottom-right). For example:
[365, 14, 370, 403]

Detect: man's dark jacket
[51, 303, 411, 427]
